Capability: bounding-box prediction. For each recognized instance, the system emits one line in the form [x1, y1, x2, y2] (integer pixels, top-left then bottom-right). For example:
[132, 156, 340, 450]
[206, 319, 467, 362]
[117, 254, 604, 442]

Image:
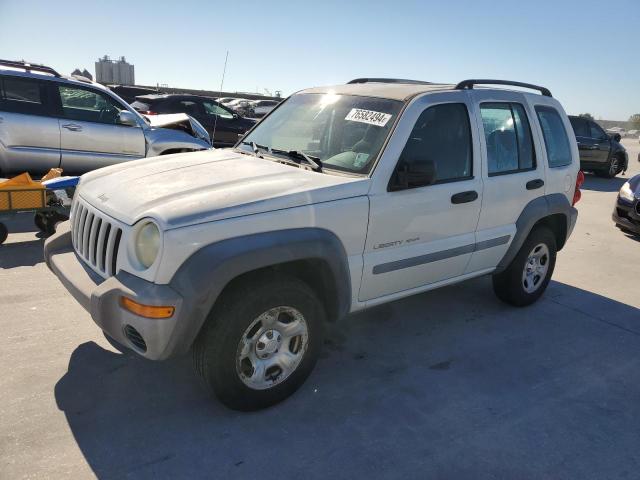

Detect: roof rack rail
[455, 79, 552, 97]
[348, 78, 434, 86]
[0, 59, 61, 77]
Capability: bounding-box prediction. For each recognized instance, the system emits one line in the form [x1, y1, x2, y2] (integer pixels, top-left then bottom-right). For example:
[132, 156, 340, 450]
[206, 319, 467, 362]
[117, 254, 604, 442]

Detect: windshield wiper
[240, 140, 270, 157]
[271, 148, 323, 172]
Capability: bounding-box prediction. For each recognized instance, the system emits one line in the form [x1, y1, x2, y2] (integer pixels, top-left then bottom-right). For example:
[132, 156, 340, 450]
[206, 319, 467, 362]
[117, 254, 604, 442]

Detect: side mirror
[118, 110, 138, 127]
[612, 133, 622, 142]
[390, 159, 437, 191]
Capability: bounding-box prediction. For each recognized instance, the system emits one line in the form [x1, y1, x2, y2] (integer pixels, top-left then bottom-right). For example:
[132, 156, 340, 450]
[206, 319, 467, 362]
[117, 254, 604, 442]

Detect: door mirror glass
[390, 159, 437, 191]
[118, 110, 138, 126]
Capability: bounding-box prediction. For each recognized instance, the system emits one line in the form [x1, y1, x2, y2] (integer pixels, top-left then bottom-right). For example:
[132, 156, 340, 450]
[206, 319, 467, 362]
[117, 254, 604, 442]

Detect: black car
[131, 94, 256, 147]
[107, 85, 161, 104]
[613, 173, 640, 236]
[569, 116, 628, 178]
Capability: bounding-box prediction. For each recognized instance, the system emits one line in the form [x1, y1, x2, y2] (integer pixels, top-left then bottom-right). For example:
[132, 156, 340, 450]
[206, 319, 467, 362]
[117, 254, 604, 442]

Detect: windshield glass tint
[239, 93, 403, 174]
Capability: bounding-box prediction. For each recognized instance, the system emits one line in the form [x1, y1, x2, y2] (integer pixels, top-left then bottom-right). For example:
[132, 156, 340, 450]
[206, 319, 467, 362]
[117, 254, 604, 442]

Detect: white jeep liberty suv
[45, 78, 582, 410]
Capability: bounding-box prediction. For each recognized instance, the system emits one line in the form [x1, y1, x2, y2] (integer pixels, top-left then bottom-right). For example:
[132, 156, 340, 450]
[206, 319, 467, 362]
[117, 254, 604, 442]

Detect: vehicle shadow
[0, 238, 45, 268]
[54, 278, 640, 479]
[581, 174, 627, 192]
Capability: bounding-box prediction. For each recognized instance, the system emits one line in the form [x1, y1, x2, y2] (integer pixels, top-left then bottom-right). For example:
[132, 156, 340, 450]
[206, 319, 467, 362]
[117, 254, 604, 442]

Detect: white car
[45, 78, 582, 410]
[251, 99, 280, 117]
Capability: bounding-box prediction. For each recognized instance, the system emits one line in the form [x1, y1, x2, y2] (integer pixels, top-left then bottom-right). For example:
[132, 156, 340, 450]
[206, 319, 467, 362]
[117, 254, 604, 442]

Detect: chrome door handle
[62, 123, 83, 132]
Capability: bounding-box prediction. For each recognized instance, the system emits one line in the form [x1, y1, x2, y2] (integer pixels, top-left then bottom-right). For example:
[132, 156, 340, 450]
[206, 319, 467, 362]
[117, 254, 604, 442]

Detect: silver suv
[0, 60, 211, 176]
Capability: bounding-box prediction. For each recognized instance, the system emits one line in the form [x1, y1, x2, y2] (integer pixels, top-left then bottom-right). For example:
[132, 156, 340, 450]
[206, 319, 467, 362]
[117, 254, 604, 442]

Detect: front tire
[193, 275, 325, 411]
[492, 227, 557, 307]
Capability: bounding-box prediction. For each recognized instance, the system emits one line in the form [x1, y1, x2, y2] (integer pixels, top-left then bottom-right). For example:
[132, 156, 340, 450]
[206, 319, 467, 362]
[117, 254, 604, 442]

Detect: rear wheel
[34, 212, 68, 235]
[193, 275, 325, 411]
[597, 155, 621, 178]
[492, 227, 557, 307]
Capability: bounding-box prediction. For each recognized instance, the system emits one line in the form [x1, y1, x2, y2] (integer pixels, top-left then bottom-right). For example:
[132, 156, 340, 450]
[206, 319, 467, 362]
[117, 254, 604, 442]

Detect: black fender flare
[166, 228, 351, 354]
[495, 194, 578, 273]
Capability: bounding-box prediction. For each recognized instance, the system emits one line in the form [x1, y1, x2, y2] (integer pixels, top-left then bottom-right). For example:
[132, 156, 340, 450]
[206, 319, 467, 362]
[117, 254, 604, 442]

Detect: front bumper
[44, 222, 185, 360]
[612, 197, 640, 235]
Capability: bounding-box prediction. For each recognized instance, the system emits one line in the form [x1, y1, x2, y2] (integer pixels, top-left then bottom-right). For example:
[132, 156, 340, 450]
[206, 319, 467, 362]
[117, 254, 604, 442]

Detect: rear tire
[193, 274, 325, 411]
[597, 155, 621, 178]
[492, 227, 557, 307]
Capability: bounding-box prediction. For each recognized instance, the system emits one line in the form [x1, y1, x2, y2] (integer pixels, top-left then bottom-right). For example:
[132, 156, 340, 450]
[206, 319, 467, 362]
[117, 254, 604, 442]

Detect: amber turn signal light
[120, 296, 175, 319]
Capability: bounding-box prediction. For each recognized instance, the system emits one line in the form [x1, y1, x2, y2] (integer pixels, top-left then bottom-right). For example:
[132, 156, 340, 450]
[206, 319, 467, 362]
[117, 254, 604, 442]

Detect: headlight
[619, 182, 635, 202]
[135, 221, 160, 268]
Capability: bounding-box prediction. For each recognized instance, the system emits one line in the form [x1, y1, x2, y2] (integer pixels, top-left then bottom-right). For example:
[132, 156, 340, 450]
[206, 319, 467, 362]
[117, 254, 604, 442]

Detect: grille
[70, 197, 123, 277]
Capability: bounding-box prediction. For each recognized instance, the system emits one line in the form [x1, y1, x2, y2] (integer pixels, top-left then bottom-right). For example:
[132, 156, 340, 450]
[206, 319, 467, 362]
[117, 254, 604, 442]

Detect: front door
[201, 100, 238, 145]
[360, 94, 482, 302]
[55, 84, 145, 174]
[0, 75, 60, 174]
[587, 120, 611, 166]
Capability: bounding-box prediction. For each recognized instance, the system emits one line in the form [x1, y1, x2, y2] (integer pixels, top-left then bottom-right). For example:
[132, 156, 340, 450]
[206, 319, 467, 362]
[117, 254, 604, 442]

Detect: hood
[143, 113, 211, 144]
[78, 149, 369, 228]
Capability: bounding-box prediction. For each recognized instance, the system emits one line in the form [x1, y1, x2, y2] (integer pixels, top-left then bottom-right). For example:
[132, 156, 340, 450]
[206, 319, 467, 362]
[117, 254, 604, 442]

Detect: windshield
[238, 93, 403, 174]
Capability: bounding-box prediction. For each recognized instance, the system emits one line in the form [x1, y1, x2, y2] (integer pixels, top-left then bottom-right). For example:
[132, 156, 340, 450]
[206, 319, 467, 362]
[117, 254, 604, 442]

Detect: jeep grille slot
[70, 197, 123, 278]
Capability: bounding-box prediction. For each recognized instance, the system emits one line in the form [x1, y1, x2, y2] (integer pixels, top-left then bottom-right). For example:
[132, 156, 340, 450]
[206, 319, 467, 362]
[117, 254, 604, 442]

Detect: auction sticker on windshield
[345, 108, 392, 127]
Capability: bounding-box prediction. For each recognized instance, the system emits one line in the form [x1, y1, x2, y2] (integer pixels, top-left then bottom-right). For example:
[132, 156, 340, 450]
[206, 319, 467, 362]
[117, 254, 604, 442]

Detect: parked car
[217, 97, 238, 105]
[107, 85, 160, 104]
[45, 78, 582, 411]
[251, 99, 280, 117]
[131, 94, 256, 147]
[225, 98, 255, 117]
[613, 173, 640, 236]
[569, 115, 628, 177]
[0, 60, 211, 175]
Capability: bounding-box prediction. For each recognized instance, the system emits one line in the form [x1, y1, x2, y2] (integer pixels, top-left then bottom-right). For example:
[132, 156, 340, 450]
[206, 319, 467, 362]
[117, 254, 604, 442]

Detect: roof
[300, 82, 455, 101]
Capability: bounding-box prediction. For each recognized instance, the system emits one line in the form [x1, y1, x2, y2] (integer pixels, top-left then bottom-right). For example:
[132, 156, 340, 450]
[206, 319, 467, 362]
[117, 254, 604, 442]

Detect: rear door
[361, 92, 482, 302]
[0, 75, 60, 174]
[54, 83, 145, 173]
[466, 90, 544, 273]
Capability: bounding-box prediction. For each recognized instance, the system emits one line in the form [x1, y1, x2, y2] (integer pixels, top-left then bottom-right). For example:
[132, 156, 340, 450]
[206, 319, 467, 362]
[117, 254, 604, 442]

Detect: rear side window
[569, 117, 589, 137]
[0, 76, 47, 115]
[480, 102, 535, 176]
[535, 106, 572, 168]
[397, 103, 473, 184]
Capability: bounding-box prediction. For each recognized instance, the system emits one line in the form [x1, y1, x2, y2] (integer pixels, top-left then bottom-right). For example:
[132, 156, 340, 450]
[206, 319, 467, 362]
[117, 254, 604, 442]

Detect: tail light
[572, 170, 585, 206]
[141, 111, 158, 115]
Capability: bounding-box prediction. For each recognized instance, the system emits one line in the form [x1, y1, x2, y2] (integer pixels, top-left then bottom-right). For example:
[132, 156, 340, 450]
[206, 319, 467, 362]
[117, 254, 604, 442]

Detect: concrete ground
[1, 140, 639, 479]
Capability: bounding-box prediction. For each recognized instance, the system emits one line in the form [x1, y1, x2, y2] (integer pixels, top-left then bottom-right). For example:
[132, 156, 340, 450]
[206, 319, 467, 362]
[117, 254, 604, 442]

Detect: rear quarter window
[0, 76, 47, 115]
[535, 106, 573, 168]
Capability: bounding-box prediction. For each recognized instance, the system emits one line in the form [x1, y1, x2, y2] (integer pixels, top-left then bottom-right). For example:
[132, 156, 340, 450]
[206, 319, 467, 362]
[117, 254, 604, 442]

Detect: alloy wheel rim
[610, 158, 619, 176]
[522, 243, 550, 293]
[236, 306, 309, 390]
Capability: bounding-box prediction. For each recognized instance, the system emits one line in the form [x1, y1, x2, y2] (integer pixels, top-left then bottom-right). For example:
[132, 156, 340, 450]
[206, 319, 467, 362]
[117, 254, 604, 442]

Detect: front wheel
[193, 275, 325, 411]
[492, 227, 557, 307]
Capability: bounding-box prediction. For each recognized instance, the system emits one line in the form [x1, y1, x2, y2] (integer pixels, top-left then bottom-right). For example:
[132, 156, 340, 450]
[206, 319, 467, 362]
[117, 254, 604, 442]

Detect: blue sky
[1, 0, 638, 119]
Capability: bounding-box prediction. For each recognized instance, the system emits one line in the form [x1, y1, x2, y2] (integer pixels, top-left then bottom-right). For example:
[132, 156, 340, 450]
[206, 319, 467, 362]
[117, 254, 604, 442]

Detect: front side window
[0, 76, 46, 115]
[480, 102, 535, 175]
[589, 121, 606, 140]
[176, 100, 202, 116]
[203, 101, 233, 118]
[535, 106, 572, 168]
[396, 103, 472, 184]
[239, 93, 403, 174]
[569, 117, 589, 137]
[58, 86, 125, 124]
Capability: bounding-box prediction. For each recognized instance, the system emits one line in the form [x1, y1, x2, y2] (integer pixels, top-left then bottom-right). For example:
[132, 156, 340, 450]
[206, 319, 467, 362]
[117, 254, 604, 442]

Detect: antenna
[211, 51, 229, 146]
